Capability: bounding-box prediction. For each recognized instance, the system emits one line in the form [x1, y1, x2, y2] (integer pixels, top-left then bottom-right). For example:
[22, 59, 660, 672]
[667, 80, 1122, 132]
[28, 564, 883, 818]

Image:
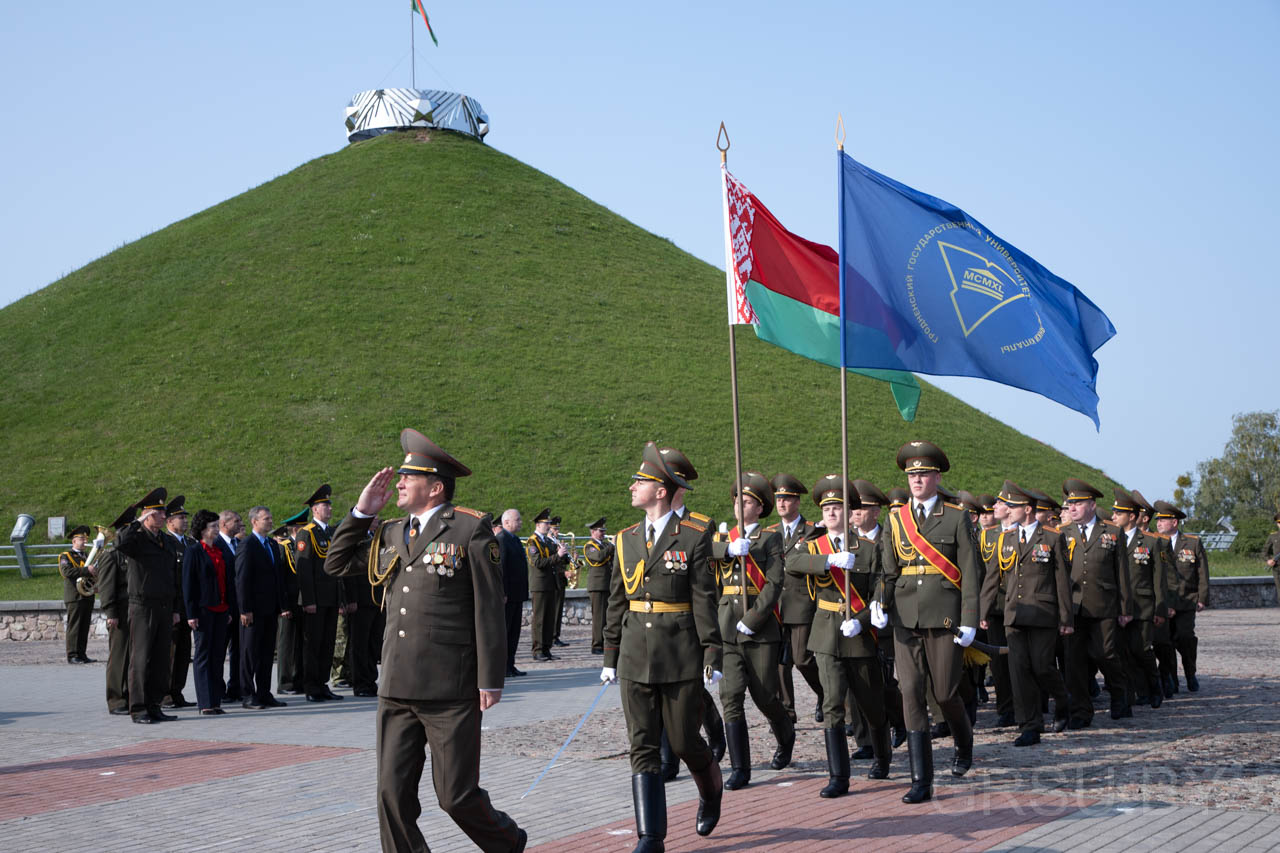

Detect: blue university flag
[837, 151, 1116, 427]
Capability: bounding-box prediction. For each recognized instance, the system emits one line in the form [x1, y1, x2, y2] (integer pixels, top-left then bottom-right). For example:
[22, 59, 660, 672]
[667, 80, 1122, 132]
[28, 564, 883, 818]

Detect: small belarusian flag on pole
[412, 0, 438, 46]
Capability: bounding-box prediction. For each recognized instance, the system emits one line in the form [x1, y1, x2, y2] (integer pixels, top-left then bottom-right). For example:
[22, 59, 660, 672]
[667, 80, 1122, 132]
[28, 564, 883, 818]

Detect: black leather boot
[770, 716, 796, 770]
[688, 760, 723, 836]
[951, 715, 973, 777]
[902, 730, 933, 804]
[707, 716, 727, 763]
[631, 772, 666, 853]
[868, 723, 892, 780]
[820, 727, 850, 798]
[659, 729, 679, 782]
[1148, 676, 1164, 709]
[724, 720, 751, 790]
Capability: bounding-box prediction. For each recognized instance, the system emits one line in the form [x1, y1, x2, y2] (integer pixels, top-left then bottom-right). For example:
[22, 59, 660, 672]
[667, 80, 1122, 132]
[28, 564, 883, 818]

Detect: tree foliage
[1184, 411, 1280, 522]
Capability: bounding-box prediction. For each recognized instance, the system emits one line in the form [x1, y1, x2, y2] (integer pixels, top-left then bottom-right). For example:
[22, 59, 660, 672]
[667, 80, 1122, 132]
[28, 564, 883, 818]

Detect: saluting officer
[766, 473, 822, 725]
[786, 475, 891, 798]
[710, 471, 794, 790]
[59, 525, 96, 664]
[875, 441, 980, 804]
[1155, 500, 1210, 692]
[162, 495, 195, 708]
[582, 517, 615, 655]
[602, 442, 724, 852]
[324, 428, 525, 853]
[296, 484, 343, 702]
[979, 482, 1073, 746]
[1112, 488, 1169, 708]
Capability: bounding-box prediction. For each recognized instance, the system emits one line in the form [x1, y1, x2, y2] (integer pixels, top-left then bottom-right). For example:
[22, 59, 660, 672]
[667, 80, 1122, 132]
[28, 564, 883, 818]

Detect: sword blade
[519, 680, 611, 799]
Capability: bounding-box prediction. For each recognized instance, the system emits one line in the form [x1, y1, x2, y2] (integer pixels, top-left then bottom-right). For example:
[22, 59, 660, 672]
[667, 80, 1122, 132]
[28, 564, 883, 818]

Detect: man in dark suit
[235, 506, 289, 710]
[162, 496, 195, 708]
[217, 510, 244, 701]
[97, 506, 135, 715]
[497, 509, 529, 677]
[325, 428, 525, 853]
[295, 485, 344, 702]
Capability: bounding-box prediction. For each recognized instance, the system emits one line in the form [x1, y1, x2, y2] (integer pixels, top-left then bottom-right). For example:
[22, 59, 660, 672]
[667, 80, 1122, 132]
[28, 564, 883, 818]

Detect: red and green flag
[411, 0, 438, 46]
[722, 166, 920, 420]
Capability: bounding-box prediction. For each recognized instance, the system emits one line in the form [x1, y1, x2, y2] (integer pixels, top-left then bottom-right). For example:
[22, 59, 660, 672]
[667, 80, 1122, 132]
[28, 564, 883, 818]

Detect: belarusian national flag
[722, 166, 920, 421]
[412, 0, 438, 46]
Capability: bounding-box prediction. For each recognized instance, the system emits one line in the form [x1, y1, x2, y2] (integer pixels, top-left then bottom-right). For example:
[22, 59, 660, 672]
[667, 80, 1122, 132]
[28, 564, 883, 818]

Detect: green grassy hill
[1, 131, 1116, 560]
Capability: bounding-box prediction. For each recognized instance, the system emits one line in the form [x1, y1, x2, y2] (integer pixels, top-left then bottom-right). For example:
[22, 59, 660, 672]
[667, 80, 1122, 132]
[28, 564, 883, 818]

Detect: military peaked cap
[658, 446, 698, 482]
[1153, 500, 1187, 520]
[634, 442, 691, 493]
[165, 495, 188, 516]
[958, 490, 982, 514]
[138, 487, 168, 512]
[110, 502, 139, 530]
[1062, 478, 1103, 503]
[998, 481, 1032, 506]
[733, 471, 774, 518]
[397, 428, 472, 478]
[587, 517, 607, 531]
[812, 474, 862, 509]
[770, 473, 807, 497]
[532, 508, 551, 525]
[305, 484, 332, 506]
[976, 494, 998, 512]
[886, 487, 910, 508]
[1111, 487, 1139, 514]
[852, 479, 889, 507]
[67, 525, 91, 539]
[896, 440, 950, 474]
[1130, 489, 1155, 515]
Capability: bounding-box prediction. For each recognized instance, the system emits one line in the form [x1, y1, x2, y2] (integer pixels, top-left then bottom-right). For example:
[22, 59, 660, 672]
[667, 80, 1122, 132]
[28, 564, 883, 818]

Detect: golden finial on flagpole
[717, 121, 730, 164]
[836, 114, 845, 152]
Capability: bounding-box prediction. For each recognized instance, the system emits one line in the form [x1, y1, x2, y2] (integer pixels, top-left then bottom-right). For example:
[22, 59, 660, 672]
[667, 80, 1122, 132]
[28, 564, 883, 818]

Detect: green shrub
[1230, 515, 1277, 556]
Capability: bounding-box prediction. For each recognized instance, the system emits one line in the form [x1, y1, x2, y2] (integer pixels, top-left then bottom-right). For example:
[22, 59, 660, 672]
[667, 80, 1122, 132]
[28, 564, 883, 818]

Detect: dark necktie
[646, 524, 655, 549]
[834, 536, 842, 551]
[408, 517, 421, 545]
[1021, 528, 1028, 544]
[916, 503, 926, 527]
[261, 537, 273, 564]
[228, 537, 237, 555]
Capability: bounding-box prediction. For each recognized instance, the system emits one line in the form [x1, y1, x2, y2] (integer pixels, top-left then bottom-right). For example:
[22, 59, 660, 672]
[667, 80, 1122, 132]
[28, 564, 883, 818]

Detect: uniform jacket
[526, 534, 565, 594]
[325, 505, 507, 701]
[1264, 531, 1280, 569]
[582, 536, 615, 594]
[96, 547, 129, 621]
[295, 521, 341, 608]
[235, 534, 288, 617]
[164, 532, 194, 621]
[978, 525, 1012, 618]
[767, 516, 816, 625]
[710, 525, 784, 644]
[980, 524, 1073, 629]
[275, 533, 301, 610]
[59, 548, 92, 605]
[1167, 531, 1210, 610]
[1063, 519, 1132, 619]
[785, 527, 881, 658]
[603, 512, 722, 682]
[116, 522, 180, 610]
[497, 529, 529, 602]
[880, 500, 981, 629]
[1125, 528, 1171, 621]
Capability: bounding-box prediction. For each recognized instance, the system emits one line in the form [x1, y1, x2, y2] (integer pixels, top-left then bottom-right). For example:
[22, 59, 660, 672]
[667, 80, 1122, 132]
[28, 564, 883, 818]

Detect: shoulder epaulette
[689, 511, 712, 523]
[621, 522, 641, 534]
[452, 505, 484, 519]
[764, 523, 780, 532]
[299, 522, 316, 532]
[1044, 525, 1060, 534]
[1148, 531, 1170, 539]
[944, 501, 964, 511]
[1183, 533, 1199, 541]
[680, 518, 708, 533]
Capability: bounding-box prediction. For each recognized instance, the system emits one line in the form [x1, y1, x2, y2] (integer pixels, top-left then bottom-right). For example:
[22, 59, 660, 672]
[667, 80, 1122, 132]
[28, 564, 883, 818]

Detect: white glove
[840, 618, 862, 638]
[870, 600, 889, 629]
[827, 551, 856, 570]
[727, 539, 751, 557]
[704, 669, 724, 688]
[93, 531, 106, 547]
[600, 667, 618, 685]
[735, 620, 754, 636]
[953, 626, 977, 647]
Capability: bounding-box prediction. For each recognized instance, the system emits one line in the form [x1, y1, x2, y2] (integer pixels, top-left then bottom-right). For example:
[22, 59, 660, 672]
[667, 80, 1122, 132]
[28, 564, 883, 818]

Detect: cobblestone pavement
[1, 609, 1277, 851]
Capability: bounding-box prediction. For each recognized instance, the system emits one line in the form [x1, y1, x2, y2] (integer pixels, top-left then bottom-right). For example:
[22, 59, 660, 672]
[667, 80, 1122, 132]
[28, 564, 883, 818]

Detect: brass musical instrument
[75, 526, 112, 598]
[561, 534, 582, 588]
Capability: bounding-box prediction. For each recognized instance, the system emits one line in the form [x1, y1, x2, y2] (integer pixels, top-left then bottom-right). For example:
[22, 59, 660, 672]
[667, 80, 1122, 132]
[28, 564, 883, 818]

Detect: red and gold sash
[728, 527, 780, 622]
[812, 533, 876, 640]
[895, 504, 963, 591]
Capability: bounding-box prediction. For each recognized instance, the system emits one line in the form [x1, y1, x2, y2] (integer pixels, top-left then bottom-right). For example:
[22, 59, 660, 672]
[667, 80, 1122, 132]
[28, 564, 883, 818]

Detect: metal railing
[0, 544, 64, 578]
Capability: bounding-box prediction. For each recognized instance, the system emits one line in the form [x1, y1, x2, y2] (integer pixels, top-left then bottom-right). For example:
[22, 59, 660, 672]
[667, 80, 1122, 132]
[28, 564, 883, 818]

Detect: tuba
[76, 526, 112, 598]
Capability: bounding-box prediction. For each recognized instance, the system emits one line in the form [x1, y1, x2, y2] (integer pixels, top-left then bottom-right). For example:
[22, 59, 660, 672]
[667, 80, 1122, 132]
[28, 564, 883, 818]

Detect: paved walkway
[2, 610, 1277, 851]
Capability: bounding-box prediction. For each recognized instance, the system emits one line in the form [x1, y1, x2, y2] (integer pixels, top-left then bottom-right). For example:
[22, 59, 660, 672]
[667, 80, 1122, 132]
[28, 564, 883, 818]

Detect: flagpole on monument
[717, 121, 749, 619]
[836, 114, 851, 620]
[410, 6, 416, 89]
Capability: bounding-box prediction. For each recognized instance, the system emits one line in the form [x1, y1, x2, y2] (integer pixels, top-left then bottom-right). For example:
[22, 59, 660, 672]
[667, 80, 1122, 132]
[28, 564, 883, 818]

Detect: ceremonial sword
[520, 680, 611, 799]
[943, 617, 1008, 656]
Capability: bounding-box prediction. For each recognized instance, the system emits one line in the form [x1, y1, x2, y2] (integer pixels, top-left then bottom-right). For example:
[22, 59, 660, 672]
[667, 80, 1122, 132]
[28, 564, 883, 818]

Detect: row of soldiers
[56, 485, 383, 722]
[599, 440, 1212, 853]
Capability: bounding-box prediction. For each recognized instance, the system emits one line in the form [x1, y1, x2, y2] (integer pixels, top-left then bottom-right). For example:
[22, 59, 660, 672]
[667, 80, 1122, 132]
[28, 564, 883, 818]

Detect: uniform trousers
[276, 606, 303, 692]
[105, 616, 130, 712]
[893, 625, 969, 734]
[816, 652, 886, 730]
[376, 695, 521, 853]
[552, 583, 566, 642]
[986, 614, 1015, 717]
[191, 609, 229, 710]
[332, 611, 351, 683]
[1169, 609, 1199, 677]
[128, 600, 174, 717]
[621, 678, 714, 775]
[240, 613, 279, 703]
[302, 605, 339, 694]
[589, 591, 607, 650]
[1006, 625, 1068, 733]
[346, 607, 379, 693]
[1121, 619, 1161, 698]
[778, 621, 824, 717]
[504, 597, 523, 671]
[168, 621, 192, 700]
[529, 592, 555, 655]
[65, 597, 94, 659]
[719, 638, 788, 726]
[1065, 615, 1127, 721]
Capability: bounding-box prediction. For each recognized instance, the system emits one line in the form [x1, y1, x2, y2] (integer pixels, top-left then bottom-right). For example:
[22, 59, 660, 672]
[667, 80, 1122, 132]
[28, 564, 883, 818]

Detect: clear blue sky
[5, 1, 1277, 505]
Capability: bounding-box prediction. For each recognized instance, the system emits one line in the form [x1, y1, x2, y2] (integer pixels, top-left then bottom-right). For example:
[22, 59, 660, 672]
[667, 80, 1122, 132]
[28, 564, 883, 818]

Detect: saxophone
[562, 535, 581, 588]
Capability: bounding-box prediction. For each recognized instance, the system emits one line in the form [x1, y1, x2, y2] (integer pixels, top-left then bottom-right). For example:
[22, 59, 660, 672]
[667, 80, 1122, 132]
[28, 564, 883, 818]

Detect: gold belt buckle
[644, 600, 654, 613]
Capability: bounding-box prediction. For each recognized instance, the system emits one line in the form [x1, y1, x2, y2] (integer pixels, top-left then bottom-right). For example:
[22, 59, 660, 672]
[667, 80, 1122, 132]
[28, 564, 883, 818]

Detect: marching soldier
[875, 441, 980, 804]
[98, 504, 136, 714]
[1061, 479, 1134, 725]
[59, 525, 97, 664]
[324, 428, 525, 853]
[709, 471, 794, 790]
[766, 473, 822, 725]
[583, 518, 615, 655]
[162, 496, 194, 708]
[601, 442, 724, 851]
[526, 508, 566, 661]
[1154, 500, 1209, 692]
[273, 508, 307, 695]
[550, 516, 571, 648]
[1265, 511, 1280, 607]
[296, 484, 343, 702]
[786, 475, 891, 798]
[115, 488, 181, 724]
[979, 482, 1073, 746]
[1132, 489, 1178, 697]
[977, 491, 1017, 728]
[1111, 488, 1169, 708]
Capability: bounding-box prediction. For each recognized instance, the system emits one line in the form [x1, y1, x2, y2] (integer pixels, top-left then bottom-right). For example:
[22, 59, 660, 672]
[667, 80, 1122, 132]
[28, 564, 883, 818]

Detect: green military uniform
[271, 508, 307, 694]
[323, 429, 523, 853]
[604, 442, 724, 851]
[977, 518, 1016, 724]
[879, 442, 980, 804]
[340, 525, 380, 696]
[1264, 521, 1280, 606]
[296, 484, 343, 701]
[582, 518, 615, 654]
[1113, 489, 1169, 707]
[59, 527, 96, 664]
[979, 483, 1072, 743]
[550, 517, 569, 646]
[1061, 479, 1133, 723]
[98, 505, 135, 714]
[1158, 501, 1210, 691]
[162, 496, 194, 708]
[708, 471, 794, 790]
[1131, 490, 1179, 695]
[526, 509, 564, 660]
[766, 472, 823, 725]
